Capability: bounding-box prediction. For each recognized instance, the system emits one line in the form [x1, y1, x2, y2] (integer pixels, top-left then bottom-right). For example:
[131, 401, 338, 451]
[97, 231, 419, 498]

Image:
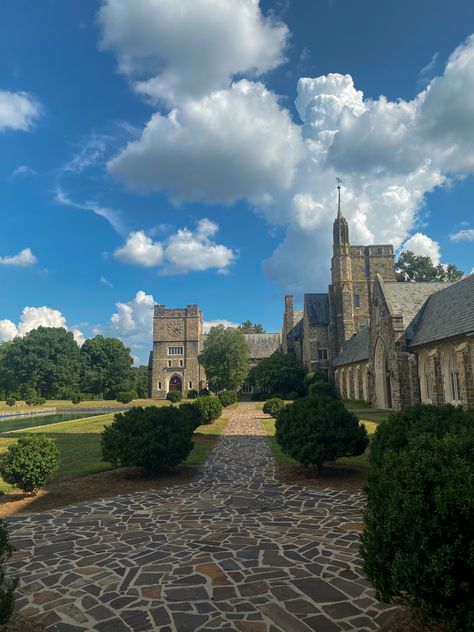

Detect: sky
[1, 0, 474, 365]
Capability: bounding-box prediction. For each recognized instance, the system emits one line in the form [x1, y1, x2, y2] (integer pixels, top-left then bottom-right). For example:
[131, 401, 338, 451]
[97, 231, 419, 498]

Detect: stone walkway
[7, 403, 398, 632]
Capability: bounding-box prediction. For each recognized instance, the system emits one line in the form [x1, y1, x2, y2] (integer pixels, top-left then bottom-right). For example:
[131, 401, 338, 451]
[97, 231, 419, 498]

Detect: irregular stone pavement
[7, 403, 398, 631]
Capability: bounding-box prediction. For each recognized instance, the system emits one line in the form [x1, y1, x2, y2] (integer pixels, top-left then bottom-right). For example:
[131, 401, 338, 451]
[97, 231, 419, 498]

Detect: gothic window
[179, 359, 184, 367]
[318, 349, 328, 360]
[189, 381, 193, 389]
[418, 352, 431, 403]
[354, 294, 360, 307]
[168, 346, 183, 355]
[168, 360, 172, 367]
[441, 346, 460, 404]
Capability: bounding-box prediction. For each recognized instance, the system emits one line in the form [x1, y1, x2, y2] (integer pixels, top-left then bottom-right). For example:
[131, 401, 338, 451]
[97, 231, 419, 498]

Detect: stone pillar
[429, 349, 445, 406]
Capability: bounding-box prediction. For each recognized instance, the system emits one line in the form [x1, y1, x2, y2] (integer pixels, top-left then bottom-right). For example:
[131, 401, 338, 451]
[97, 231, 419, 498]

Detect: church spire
[333, 177, 349, 254]
[336, 176, 342, 219]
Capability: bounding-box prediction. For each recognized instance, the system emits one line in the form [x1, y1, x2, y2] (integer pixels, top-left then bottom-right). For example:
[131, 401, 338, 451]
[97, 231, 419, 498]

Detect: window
[318, 349, 328, 360]
[179, 360, 184, 367]
[354, 294, 360, 307]
[189, 381, 193, 389]
[158, 381, 162, 390]
[168, 360, 172, 367]
[168, 346, 183, 355]
[241, 383, 253, 393]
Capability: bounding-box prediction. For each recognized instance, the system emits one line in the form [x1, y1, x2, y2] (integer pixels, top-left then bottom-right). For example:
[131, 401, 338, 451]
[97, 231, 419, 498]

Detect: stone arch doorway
[375, 339, 392, 409]
[168, 375, 183, 393]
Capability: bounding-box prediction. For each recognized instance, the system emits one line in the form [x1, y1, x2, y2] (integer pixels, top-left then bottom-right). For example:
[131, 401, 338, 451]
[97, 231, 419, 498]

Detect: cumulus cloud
[0, 307, 84, 346]
[108, 80, 304, 204]
[0, 90, 41, 132]
[203, 319, 240, 332]
[98, 0, 288, 105]
[400, 232, 441, 264]
[114, 231, 164, 267]
[114, 219, 236, 274]
[0, 248, 37, 267]
[450, 228, 474, 242]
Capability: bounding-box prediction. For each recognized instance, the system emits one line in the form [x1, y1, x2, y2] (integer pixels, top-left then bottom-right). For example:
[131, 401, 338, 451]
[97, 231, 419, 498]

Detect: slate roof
[382, 280, 449, 327]
[304, 293, 330, 326]
[408, 273, 474, 347]
[243, 333, 281, 359]
[332, 327, 369, 367]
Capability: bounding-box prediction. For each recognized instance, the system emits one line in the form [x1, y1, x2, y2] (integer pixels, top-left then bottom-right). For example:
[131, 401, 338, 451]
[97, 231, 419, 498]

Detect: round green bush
[166, 391, 183, 403]
[5, 398, 15, 407]
[369, 403, 474, 467]
[187, 389, 199, 399]
[263, 398, 285, 418]
[117, 390, 138, 404]
[101, 406, 194, 474]
[218, 390, 238, 407]
[0, 519, 17, 626]
[195, 396, 222, 424]
[276, 397, 368, 472]
[0, 435, 60, 494]
[361, 428, 474, 631]
[179, 402, 204, 431]
[199, 388, 210, 397]
[71, 394, 82, 405]
[308, 380, 337, 400]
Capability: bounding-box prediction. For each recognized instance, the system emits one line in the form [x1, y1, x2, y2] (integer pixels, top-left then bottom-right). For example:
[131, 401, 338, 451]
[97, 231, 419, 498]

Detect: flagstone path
[7, 403, 398, 632]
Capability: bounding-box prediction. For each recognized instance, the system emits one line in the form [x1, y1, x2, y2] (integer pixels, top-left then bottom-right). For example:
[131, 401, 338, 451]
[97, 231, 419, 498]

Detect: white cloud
[114, 230, 164, 267]
[11, 165, 37, 179]
[54, 187, 126, 236]
[62, 134, 110, 173]
[400, 232, 441, 264]
[0, 90, 41, 132]
[0, 307, 84, 346]
[450, 228, 474, 242]
[98, 0, 288, 105]
[108, 80, 304, 204]
[114, 219, 236, 274]
[100, 276, 114, 287]
[0, 248, 38, 267]
[203, 319, 239, 332]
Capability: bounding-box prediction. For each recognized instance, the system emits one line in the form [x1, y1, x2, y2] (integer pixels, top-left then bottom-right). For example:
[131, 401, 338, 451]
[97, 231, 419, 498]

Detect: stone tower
[149, 304, 203, 399]
[329, 184, 396, 355]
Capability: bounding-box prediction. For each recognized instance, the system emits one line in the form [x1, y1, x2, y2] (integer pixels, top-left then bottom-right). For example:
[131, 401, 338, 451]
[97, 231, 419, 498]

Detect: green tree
[198, 325, 250, 392]
[130, 365, 149, 398]
[237, 320, 265, 333]
[0, 327, 81, 398]
[80, 336, 133, 399]
[395, 250, 463, 282]
[249, 352, 306, 396]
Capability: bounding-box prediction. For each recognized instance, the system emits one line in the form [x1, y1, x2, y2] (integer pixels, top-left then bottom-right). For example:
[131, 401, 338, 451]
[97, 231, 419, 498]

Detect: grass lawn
[0, 398, 170, 413]
[0, 410, 230, 496]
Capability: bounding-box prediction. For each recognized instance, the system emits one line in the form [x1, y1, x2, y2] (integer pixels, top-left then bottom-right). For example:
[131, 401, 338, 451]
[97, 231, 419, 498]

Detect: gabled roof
[408, 273, 474, 347]
[304, 293, 330, 326]
[333, 327, 369, 367]
[381, 279, 449, 328]
[243, 333, 281, 359]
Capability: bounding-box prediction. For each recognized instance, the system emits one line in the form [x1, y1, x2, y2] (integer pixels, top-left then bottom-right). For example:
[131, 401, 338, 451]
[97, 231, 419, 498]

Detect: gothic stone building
[149, 189, 473, 410]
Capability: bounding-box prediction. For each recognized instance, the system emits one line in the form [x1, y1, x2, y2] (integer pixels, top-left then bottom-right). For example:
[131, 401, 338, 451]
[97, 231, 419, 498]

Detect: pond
[0, 411, 108, 434]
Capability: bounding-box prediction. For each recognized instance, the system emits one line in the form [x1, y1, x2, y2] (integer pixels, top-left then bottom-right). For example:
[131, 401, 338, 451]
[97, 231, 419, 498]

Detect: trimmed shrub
[0, 520, 17, 627]
[101, 406, 194, 474]
[361, 428, 474, 631]
[369, 403, 474, 467]
[25, 396, 46, 406]
[284, 391, 299, 401]
[117, 390, 138, 404]
[0, 435, 60, 494]
[5, 399, 15, 407]
[263, 398, 285, 418]
[251, 392, 270, 401]
[187, 389, 199, 399]
[71, 394, 82, 405]
[166, 391, 183, 403]
[199, 388, 210, 397]
[308, 380, 337, 400]
[276, 397, 368, 472]
[195, 396, 222, 424]
[179, 402, 204, 431]
[218, 390, 238, 407]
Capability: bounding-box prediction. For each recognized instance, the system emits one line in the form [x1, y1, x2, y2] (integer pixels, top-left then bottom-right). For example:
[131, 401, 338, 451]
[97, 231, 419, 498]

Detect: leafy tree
[130, 365, 149, 398]
[198, 325, 250, 392]
[0, 435, 60, 494]
[101, 406, 194, 474]
[0, 327, 81, 398]
[361, 426, 474, 630]
[395, 250, 463, 282]
[249, 352, 306, 396]
[80, 335, 133, 399]
[238, 320, 265, 333]
[276, 397, 368, 473]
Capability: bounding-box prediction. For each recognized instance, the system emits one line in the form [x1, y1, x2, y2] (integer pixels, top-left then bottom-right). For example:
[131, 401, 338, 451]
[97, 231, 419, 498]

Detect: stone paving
[7, 403, 398, 632]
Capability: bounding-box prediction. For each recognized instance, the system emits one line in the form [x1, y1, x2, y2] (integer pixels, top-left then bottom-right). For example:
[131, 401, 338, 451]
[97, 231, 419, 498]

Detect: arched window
[418, 352, 431, 404]
[441, 346, 460, 404]
[374, 338, 392, 409]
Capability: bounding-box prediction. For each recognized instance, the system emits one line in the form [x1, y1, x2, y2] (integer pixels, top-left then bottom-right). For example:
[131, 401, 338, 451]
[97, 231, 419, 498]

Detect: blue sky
[1, 0, 473, 364]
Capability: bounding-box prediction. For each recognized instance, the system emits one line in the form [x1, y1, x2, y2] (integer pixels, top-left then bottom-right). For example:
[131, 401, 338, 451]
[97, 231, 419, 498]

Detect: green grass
[0, 399, 171, 413]
[355, 411, 390, 424]
[0, 411, 230, 493]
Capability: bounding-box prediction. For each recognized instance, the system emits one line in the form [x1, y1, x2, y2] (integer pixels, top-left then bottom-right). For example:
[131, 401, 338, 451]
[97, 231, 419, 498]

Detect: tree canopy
[395, 250, 463, 282]
[237, 320, 265, 334]
[80, 335, 134, 399]
[249, 352, 306, 395]
[198, 325, 250, 392]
